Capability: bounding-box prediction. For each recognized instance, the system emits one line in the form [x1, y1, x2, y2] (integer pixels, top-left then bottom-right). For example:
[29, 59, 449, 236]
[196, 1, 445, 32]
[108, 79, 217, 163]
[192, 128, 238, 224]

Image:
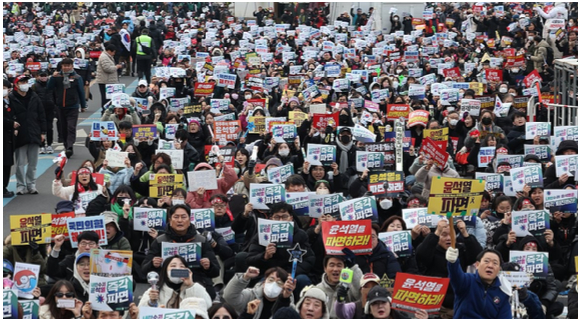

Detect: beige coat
[530, 40, 550, 73]
[95, 51, 119, 84]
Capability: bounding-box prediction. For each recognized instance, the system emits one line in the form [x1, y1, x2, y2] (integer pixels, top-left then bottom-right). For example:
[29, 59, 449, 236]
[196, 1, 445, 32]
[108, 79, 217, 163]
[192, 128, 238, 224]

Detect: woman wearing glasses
[39, 280, 84, 319]
[71, 253, 92, 303]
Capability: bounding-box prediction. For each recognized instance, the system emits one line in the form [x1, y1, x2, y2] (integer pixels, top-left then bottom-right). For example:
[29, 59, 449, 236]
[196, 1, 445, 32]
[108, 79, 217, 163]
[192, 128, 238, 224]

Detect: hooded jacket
[185, 163, 238, 209]
[9, 90, 47, 148]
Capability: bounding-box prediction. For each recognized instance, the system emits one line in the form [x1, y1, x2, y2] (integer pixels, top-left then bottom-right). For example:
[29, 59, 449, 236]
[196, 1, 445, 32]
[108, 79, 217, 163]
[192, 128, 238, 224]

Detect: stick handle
[449, 216, 456, 249]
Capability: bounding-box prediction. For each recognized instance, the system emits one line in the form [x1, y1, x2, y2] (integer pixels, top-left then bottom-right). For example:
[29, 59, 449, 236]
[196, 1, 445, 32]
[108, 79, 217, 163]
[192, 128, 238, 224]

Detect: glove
[446, 247, 459, 263]
[336, 283, 349, 303]
[517, 287, 528, 301]
[341, 248, 356, 268]
[247, 159, 256, 175]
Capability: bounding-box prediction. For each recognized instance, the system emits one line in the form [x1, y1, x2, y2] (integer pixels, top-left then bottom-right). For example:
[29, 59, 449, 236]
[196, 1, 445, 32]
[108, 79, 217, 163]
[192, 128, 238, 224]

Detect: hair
[104, 43, 117, 52]
[71, 169, 98, 202]
[45, 280, 78, 319]
[171, 188, 188, 199]
[323, 255, 345, 268]
[371, 223, 380, 234]
[476, 248, 504, 265]
[492, 195, 512, 211]
[155, 163, 172, 174]
[269, 202, 293, 216]
[208, 303, 239, 319]
[406, 194, 427, 206]
[141, 28, 149, 35]
[264, 267, 288, 283]
[79, 160, 96, 170]
[122, 143, 142, 163]
[381, 216, 407, 232]
[513, 196, 536, 210]
[165, 114, 179, 124]
[152, 153, 173, 168]
[168, 204, 191, 219]
[61, 58, 73, 65]
[111, 185, 137, 205]
[77, 231, 99, 243]
[174, 129, 189, 141]
[136, 196, 158, 208]
[284, 174, 306, 188]
[157, 255, 189, 289]
[534, 35, 542, 43]
[118, 121, 133, 130]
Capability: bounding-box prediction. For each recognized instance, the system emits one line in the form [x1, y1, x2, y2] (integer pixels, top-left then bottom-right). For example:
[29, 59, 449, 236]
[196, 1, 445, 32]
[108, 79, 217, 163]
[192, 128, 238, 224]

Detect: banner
[258, 219, 294, 248]
[308, 193, 345, 218]
[524, 145, 551, 161]
[386, 104, 410, 120]
[510, 251, 548, 280]
[149, 174, 184, 198]
[133, 208, 167, 231]
[190, 208, 216, 230]
[249, 184, 286, 210]
[555, 155, 578, 177]
[13, 262, 40, 299]
[312, 112, 339, 130]
[267, 164, 294, 184]
[544, 189, 578, 215]
[67, 216, 107, 248]
[509, 165, 543, 192]
[322, 220, 372, 255]
[307, 144, 337, 166]
[478, 147, 495, 168]
[90, 249, 133, 277]
[378, 230, 412, 257]
[408, 110, 429, 127]
[9, 214, 52, 246]
[91, 121, 118, 141]
[213, 120, 241, 142]
[368, 171, 405, 198]
[391, 273, 450, 314]
[339, 197, 378, 221]
[89, 275, 133, 311]
[421, 137, 449, 169]
[161, 242, 202, 267]
[132, 125, 157, 139]
[403, 208, 444, 229]
[356, 151, 385, 171]
[475, 172, 504, 193]
[428, 177, 486, 216]
[137, 307, 196, 319]
[525, 122, 551, 140]
[271, 124, 297, 143]
[512, 210, 550, 237]
[51, 212, 75, 238]
[194, 82, 215, 97]
[286, 192, 312, 216]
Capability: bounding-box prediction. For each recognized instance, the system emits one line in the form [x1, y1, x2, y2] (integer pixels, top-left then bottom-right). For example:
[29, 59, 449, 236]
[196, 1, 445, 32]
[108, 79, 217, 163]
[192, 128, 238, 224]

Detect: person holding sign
[185, 159, 237, 209]
[414, 158, 460, 197]
[39, 280, 84, 319]
[142, 204, 221, 299]
[53, 167, 104, 211]
[446, 247, 513, 318]
[71, 253, 92, 303]
[138, 255, 212, 309]
[46, 231, 100, 282]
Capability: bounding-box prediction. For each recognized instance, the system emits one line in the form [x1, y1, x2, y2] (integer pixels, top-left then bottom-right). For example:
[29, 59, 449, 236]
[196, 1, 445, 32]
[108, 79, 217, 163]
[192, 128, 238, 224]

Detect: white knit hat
[180, 297, 209, 319]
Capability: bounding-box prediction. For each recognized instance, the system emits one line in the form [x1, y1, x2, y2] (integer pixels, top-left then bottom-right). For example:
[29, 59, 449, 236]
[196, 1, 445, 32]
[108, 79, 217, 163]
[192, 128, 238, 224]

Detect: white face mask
[245, 95, 252, 100]
[392, 82, 399, 89]
[172, 199, 185, 206]
[379, 199, 393, 210]
[499, 87, 508, 93]
[512, 68, 520, 73]
[396, 69, 403, 74]
[316, 188, 330, 195]
[168, 272, 184, 284]
[278, 149, 290, 157]
[19, 84, 30, 92]
[527, 36, 534, 41]
[449, 119, 459, 126]
[232, 93, 239, 99]
[3, 89, 8, 97]
[263, 282, 283, 299]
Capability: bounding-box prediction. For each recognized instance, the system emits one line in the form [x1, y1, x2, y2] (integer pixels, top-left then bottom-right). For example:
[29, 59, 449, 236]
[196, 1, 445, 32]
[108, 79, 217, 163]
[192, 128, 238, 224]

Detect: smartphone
[57, 299, 75, 308]
[170, 269, 190, 278]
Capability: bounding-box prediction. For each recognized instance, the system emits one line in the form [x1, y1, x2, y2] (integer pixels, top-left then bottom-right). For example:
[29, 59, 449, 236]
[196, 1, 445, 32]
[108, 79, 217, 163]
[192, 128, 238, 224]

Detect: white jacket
[138, 282, 212, 310]
[52, 179, 104, 200]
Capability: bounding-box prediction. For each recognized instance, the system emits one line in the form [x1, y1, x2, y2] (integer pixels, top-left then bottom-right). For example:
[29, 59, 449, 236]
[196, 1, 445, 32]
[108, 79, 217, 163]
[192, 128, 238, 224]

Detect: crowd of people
[3, 1, 578, 319]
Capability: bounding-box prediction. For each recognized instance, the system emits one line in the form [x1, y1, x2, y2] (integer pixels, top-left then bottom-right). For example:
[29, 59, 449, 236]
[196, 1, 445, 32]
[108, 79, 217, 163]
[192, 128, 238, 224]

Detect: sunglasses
[55, 292, 75, 298]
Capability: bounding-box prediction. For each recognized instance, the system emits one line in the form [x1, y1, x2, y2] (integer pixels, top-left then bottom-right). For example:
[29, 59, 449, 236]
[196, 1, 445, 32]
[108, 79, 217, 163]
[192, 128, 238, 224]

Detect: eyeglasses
[77, 262, 90, 268]
[265, 277, 284, 286]
[98, 313, 120, 319]
[55, 292, 75, 298]
[271, 214, 291, 221]
[78, 241, 97, 247]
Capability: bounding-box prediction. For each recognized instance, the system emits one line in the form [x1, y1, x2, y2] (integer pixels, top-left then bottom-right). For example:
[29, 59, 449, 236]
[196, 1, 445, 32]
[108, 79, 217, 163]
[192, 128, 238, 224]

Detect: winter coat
[355, 241, 402, 280]
[464, 123, 507, 150]
[46, 70, 86, 109]
[415, 164, 460, 198]
[530, 40, 550, 73]
[100, 231, 131, 251]
[100, 107, 141, 127]
[315, 266, 362, 319]
[9, 91, 46, 148]
[52, 179, 104, 201]
[448, 258, 512, 318]
[138, 282, 212, 309]
[95, 51, 119, 84]
[99, 166, 134, 194]
[185, 163, 237, 209]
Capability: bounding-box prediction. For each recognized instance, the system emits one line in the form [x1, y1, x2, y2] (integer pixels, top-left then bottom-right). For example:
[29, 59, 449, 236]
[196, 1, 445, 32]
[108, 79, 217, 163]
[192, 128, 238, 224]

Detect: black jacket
[355, 240, 402, 279]
[32, 80, 55, 110]
[4, 98, 16, 166]
[46, 252, 76, 281]
[9, 91, 46, 148]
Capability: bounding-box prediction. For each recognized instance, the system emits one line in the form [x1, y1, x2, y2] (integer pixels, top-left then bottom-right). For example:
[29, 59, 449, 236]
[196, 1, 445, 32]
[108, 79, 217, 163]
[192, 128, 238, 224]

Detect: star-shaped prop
[287, 243, 307, 263]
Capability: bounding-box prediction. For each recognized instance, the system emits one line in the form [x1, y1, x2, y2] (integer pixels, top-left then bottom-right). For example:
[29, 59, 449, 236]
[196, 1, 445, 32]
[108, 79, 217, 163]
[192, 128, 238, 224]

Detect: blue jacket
[99, 167, 134, 194]
[448, 258, 512, 319]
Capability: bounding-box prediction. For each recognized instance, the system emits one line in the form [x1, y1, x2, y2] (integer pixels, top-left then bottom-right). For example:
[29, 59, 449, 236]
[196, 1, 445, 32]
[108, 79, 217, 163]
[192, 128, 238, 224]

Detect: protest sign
[485, 69, 503, 82]
[510, 251, 548, 280]
[249, 184, 286, 210]
[13, 262, 40, 299]
[194, 82, 215, 97]
[392, 273, 450, 314]
[386, 104, 410, 120]
[3, 289, 18, 319]
[149, 174, 184, 198]
[133, 208, 167, 231]
[163, 124, 179, 140]
[286, 192, 313, 216]
[368, 171, 405, 198]
[308, 193, 345, 218]
[91, 121, 118, 141]
[105, 151, 128, 168]
[460, 99, 482, 116]
[512, 210, 550, 237]
[524, 70, 542, 88]
[216, 73, 237, 89]
[322, 220, 372, 255]
[289, 111, 308, 127]
[423, 128, 448, 142]
[137, 308, 196, 319]
[248, 116, 266, 134]
[159, 87, 176, 100]
[214, 120, 241, 142]
[258, 219, 294, 248]
[509, 165, 543, 192]
[403, 208, 444, 229]
[525, 122, 551, 140]
[51, 212, 75, 238]
[421, 137, 449, 169]
[187, 170, 218, 191]
[339, 197, 378, 221]
[132, 125, 157, 139]
[408, 110, 429, 128]
[501, 271, 533, 288]
[67, 216, 107, 248]
[524, 145, 551, 161]
[155, 149, 184, 170]
[378, 230, 412, 257]
[20, 300, 39, 319]
[356, 151, 385, 171]
[475, 172, 504, 193]
[190, 208, 216, 230]
[352, 125, 376, 143]
[90, 249, 133, 277]
[161, 242, 202, 267]
[271, 124, 297, 143]
[267, 164, 295, 184]
[478, 147, 495, 168]
[89, 275, 133, 311]
[73, 191, 100, 214]
[312, 112, 339, 130]
[544, 189, 578, 214]
[495, 154, 525, 171]
[428, 177, 486, 216]
[9, 214, 52, 246]
[215, 227, 236, 245]
[555, 155, 578, 177]
[105, 84, 125, 99]
[307, 144, 337, 166]
[554, 126, 578, 142]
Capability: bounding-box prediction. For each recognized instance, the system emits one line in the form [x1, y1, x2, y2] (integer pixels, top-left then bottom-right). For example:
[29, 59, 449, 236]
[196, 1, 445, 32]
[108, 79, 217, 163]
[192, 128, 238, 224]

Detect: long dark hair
[111, 185, 137, 206]
[45, 280, 77, 319]
[71, 171, 98, 203]
[157, 255, 189, 289]
[208, 303, 239, 319]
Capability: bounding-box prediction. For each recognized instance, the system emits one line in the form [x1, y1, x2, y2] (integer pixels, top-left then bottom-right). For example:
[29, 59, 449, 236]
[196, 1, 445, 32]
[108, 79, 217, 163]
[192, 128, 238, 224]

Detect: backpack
[545, 46, 554, 66]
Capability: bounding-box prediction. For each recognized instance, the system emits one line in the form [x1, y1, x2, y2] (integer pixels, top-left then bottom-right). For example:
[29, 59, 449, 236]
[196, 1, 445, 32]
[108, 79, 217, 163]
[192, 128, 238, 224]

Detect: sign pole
[449, 216, 456, 249]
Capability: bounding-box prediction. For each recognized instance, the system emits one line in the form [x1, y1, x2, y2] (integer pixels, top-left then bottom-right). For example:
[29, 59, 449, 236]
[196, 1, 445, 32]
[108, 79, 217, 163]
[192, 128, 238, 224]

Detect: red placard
[523, 70, 542, 88]
[443, 67, 461, 79]
[391, 273, 450, 314]
[213, 120, 242, 142]
[25, 62, 41, 72]
[485, 69, 503, 82]
[89, 51, 102, 59]
[51, 212, 75, 238]
[194, 83, 215, 97]
[407, 110, 430, 128]
[313, 112, 339, 130]
[247, 98, 266, 109]
[504, 55, 525, 67]
[412, 18, 425, 26]
[203, 145, 236, 167]
[322, 220, 372, 255]
[386, 104, 411, 120]
[70, 172, 105, 186]
[421, 137, 449, 169]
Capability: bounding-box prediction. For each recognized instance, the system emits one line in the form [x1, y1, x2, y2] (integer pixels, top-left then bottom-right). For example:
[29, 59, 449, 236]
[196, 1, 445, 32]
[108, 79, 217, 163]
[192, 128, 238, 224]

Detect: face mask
[279, 149, 290, 157]
[340, 135, 351, 144]
[232, 93, 239, 99]
[527, 36, 533, 41]
[168, 272, 184, 284]
[512, 68, 520, 73]
[19, 84, 30, 92]
[481, 117, 492, 125]
[396, 69, 402, 74]
[84, 166, 94, 173]
[571, 22, 575, 27]
[393, 17, 399, 21]
[172, 199, 185, 206]
[245, 95, 252, 99]
[316, 188, 330, 195]
[449, 119, 459, 126]
[499, 87, 508, 93]
[380, 199, 393, 210]
[3, 89, 8, 97]
[447, 107, 455, 112]
[392, 82, 399, 89]
[339, 115, 348, 123]
[263, 282, 283, 299]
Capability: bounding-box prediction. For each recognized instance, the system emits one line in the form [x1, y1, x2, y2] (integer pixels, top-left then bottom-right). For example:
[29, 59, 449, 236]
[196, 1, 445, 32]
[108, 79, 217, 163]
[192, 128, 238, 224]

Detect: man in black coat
[32, 70, 56, 154]
[3, 79, 16, 197]
[9, 75, 46, 195]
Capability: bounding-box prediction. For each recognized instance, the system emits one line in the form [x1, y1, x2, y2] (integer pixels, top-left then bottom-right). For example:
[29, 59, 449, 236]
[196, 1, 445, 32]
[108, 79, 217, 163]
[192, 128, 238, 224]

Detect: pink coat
[185, 163, 238, 208]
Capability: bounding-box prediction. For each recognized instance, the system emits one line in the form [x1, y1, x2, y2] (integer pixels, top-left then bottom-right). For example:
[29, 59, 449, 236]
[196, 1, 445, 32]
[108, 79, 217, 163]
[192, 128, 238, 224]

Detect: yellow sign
[423, 127, 448, 141]
[248, 116, 266, 134]
[10, 214, 52, 245]
[289, 111, 308, 127]
[149, 174, 184, 198]
[428, 177, 486, 216]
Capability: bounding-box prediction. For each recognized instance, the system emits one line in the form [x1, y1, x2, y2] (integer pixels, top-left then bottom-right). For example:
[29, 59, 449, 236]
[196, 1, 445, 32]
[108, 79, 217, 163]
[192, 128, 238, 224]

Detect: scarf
[62, 70, 73, 89]
[335, 139, 353, 174]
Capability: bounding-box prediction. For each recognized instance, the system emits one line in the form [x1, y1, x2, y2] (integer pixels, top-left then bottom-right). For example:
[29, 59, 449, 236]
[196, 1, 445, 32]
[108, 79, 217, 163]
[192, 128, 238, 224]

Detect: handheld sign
[391, 273, 450, 314]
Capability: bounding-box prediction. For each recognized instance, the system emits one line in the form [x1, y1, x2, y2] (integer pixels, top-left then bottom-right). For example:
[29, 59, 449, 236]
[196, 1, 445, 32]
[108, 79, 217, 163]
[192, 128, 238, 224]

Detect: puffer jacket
[139, 282, 212, 309]
[99, 166, 134, 194]
[355, 241, 402, 280]
[95, 51, 118, 84]
[530, 40, 550, 73]
[315, 266, 362, 319]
